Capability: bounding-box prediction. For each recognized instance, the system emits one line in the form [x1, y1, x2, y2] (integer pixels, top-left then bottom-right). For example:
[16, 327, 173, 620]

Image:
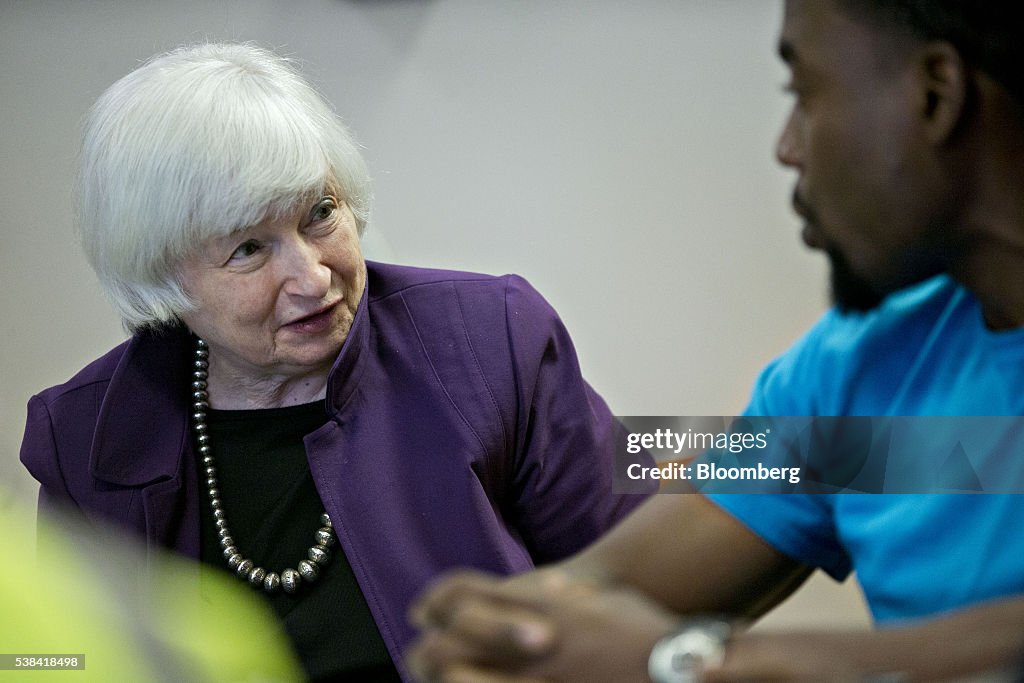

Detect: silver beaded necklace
[191, 337, 337, 595]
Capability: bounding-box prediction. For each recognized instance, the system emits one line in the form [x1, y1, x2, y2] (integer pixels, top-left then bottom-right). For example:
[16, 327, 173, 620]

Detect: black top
[198, 401, 401, 682]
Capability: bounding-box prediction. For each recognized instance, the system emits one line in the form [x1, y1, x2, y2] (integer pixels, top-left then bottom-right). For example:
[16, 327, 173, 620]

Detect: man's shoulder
[750, 276, 965, 414]
[813, 275, 962, 357]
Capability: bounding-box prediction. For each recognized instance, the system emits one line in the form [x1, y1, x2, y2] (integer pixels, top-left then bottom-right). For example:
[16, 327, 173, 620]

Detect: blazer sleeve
[503, 275, 653, 564]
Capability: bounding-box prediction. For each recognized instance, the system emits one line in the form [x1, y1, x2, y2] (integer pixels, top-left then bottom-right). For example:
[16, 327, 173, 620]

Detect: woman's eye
[310, 197, 337, 222]
[229, 240, 262, 261]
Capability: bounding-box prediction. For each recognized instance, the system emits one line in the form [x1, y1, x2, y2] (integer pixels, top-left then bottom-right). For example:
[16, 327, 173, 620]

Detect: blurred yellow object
[0, 489, 304, 682]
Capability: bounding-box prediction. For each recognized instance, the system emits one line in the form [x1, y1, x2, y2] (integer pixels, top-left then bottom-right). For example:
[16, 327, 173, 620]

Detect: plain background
[0, 0, 868, 629]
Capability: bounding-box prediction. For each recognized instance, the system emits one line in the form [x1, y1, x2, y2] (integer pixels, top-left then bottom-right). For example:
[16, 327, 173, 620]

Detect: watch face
[674, 630, 725, 668]
[649, 621, 729, 683]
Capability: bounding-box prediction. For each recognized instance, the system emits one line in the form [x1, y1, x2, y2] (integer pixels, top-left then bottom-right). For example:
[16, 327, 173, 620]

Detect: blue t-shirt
[708, 275, 1024, 625]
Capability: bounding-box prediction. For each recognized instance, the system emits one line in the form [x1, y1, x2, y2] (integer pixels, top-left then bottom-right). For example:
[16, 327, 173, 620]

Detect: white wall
[0, 0, 862, 628]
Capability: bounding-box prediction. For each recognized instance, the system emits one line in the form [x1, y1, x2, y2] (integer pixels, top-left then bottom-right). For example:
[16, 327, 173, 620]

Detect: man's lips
[791, 188, 812, 220]
[792, 190, 824, 249]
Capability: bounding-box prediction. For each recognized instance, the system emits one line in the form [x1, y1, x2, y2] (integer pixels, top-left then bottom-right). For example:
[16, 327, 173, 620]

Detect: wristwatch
[647, 617, 732, 683]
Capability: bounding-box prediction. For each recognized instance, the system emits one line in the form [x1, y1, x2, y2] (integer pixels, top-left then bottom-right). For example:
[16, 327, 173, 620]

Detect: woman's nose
[283, 241, 332, 299]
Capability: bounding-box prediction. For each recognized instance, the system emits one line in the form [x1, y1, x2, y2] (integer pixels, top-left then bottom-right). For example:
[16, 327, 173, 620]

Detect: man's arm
[409, 494, 808, 681]
[563, 493, 810, 617]
[706, 596, 1024, 681]
[410, 522, 1024, 682]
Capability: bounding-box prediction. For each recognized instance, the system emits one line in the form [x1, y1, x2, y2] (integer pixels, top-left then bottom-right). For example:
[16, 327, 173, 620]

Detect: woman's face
[178, 192, 365, 390]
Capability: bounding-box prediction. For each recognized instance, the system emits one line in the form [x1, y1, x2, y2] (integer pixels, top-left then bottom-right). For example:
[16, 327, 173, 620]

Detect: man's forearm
[714, 598, 1024, 682]
[562, 494, 808, 617]
[863, 597, 1024, 680]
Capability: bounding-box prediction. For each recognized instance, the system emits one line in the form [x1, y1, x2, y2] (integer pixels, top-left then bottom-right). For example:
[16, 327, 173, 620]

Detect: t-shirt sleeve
[704, 315, 854, 581]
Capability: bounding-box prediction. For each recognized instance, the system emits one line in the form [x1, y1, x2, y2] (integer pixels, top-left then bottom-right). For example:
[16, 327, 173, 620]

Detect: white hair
[77, 42, 372, 332]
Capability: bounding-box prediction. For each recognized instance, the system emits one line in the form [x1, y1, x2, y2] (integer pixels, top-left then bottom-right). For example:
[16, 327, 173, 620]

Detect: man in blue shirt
[409, 0, 1024, 680]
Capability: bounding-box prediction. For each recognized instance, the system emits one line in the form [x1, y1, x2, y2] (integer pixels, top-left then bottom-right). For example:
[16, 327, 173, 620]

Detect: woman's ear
[917, 41, 969, 144]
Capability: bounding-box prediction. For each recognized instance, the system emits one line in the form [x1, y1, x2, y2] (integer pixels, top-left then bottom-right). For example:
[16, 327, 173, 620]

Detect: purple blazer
[21, 261, 650, 680]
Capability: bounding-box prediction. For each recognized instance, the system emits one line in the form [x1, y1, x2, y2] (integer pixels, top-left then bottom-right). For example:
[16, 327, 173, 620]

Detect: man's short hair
[839, 1, 1023, 107]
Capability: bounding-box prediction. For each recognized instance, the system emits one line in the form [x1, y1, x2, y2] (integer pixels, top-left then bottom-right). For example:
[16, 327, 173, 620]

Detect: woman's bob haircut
[78, 42, 372, 332]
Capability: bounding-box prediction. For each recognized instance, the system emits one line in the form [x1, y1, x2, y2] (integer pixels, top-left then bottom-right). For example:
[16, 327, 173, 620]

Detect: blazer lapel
[89, 327, 201, 559]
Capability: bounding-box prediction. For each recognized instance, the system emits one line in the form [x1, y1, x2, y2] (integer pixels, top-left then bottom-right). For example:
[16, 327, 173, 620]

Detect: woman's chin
[275, 319, 352, 369]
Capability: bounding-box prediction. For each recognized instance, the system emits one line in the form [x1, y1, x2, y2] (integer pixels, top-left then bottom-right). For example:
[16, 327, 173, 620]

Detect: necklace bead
[309, 546, 330, 565]
[190, 337, 335, 596]
[249, 567, 267, 586]
[281, 569, 301, 594]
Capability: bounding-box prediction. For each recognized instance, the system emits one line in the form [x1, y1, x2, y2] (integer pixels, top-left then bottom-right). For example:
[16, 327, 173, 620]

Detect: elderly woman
[19, 43, 648, 681]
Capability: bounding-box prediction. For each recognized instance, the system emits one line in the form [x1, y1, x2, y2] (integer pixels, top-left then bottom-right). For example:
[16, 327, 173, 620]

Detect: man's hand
[408, 569, 880, 683]
[408, 567, 679, 682]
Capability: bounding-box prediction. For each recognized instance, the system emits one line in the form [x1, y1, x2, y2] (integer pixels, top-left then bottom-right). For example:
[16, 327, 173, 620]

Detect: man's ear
[917, 41, 969, 144]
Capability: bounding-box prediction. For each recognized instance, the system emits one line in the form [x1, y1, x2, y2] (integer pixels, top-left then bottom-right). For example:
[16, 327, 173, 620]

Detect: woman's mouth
[284, 303, 339, 334]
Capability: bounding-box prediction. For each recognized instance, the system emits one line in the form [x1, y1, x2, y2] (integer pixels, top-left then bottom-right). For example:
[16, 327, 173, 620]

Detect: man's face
[776, 0, 952, 311]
